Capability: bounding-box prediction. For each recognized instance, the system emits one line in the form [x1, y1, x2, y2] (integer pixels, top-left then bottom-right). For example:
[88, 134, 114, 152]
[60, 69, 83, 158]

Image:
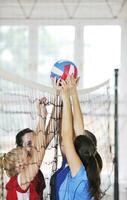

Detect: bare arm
[45, 97, 62, 148]
[19, 99, 47, 190]
[34, 98, 47, 150]
[61, 80, 82, 177]
[67, 75, 84, 137]
[45, 78, 62, 148]
[45, 105, 55, 147]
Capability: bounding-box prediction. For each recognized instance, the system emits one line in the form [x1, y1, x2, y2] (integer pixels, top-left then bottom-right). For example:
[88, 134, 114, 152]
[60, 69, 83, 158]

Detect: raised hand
[51, 77, 62, 96]
[66, 74, 80, 96]
[36, 97, 48, 118]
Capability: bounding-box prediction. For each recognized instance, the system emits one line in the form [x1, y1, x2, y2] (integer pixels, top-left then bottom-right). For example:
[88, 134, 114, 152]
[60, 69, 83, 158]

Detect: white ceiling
[0, 0, 127, 20]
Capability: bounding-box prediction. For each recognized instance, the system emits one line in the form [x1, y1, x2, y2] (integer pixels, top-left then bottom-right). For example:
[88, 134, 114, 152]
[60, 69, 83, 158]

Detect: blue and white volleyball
[50, 60, 78, 80]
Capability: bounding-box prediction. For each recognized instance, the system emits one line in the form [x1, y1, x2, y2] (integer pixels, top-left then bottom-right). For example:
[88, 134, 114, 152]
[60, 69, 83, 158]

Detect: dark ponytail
[84, 130, 103, 172]
[74, 135, 101, 200]
[84, 155, 101, 200]
[95, 151, 103, 172]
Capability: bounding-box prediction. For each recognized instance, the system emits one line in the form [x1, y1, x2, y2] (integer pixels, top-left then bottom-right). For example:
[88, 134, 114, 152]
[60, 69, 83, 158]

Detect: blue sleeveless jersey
[50, 161, 93, 200]
[59, 164, 92, 200]
[50, 159, 69, 200]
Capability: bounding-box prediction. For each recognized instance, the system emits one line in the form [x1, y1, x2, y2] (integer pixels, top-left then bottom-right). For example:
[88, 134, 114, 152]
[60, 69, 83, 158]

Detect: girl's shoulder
[69, 164, 88, 181]
[6, 176, 18, 189]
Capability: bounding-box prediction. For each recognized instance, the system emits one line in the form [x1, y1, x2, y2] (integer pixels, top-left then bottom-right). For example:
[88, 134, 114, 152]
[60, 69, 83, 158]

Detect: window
[38, 26, 75, 83]
[84, 25, 121, 87]
[0, 26, 28, 73]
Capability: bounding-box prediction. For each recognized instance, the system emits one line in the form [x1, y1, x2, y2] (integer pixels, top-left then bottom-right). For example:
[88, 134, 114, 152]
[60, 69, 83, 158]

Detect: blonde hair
[0, 147, 27, 177]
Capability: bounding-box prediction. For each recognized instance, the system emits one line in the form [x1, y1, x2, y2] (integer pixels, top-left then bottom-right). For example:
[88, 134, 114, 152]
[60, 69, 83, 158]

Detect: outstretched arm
[67, 75, 84, 137]
[61, 80, 82, 177]
[45, 98, 62, 148]
[34, 98, 47, 150]
[19, 98, 47, 190]
[45, 78, 62, 148]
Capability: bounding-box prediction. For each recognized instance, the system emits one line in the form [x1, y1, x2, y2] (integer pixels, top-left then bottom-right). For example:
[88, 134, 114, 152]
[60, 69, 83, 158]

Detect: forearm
[36, 112, 45, 133]
[20, 148, 45, 190]
[62, 94, 73, 141]
[45, 96, 62, 148]
[61, 90, 82, 177]
[45, 106, 56, 147]
[34, 116, 46, 151]
[29, 146, 45, 176]
[35, 98, 48, 150]
[71, 89, 84, 136]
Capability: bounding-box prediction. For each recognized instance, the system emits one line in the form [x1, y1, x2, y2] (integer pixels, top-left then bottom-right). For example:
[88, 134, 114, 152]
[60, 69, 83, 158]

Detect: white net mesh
[78, 83, 113, 199]
[0, 68, 114, 199]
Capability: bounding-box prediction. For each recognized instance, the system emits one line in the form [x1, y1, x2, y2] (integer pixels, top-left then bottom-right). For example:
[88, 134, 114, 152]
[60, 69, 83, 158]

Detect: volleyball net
[0, 68, 114, 199]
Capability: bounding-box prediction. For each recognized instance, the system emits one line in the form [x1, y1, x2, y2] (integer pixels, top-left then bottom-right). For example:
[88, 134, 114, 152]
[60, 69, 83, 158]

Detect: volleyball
[50, 60, 78, 80]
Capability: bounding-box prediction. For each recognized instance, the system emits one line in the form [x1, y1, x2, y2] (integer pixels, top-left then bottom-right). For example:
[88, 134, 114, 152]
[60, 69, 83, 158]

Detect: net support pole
[114, 69, 119, 200]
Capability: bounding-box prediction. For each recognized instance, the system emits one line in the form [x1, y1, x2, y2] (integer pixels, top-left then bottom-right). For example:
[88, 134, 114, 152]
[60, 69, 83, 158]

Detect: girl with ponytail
[84, 130, 103, 172]
[58, 75, 102, 200]
[74, 135, 101, 200]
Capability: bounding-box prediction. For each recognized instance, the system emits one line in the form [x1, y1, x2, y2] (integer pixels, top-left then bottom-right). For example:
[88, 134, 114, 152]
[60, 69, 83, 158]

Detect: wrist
[70, 88, 77, 96]
[62, 91, 69, 98]
[38, 114, 46, 119]
[53, 85, 60, 96]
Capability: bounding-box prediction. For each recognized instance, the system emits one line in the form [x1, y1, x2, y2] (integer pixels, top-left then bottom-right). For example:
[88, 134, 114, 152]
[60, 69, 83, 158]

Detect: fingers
[39, 97, 48, 105]
[56, 78, 61, 87]
[36, 97, 48, 117]
[66, 74, 77, 88]
[51, 77, 62, 96]
[36, 98, 48, 109]
[51, 74, 80, 96]
[60, 80, 70, 97]
[60, 79, 66, 87]
[76, 76, 80, 84]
